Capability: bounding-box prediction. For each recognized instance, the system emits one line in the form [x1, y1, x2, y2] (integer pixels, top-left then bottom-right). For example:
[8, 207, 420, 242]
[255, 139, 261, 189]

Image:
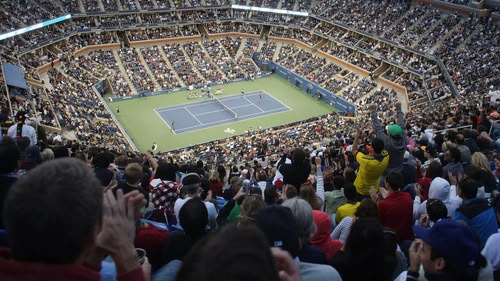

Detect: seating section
[0, 0, 497, 152]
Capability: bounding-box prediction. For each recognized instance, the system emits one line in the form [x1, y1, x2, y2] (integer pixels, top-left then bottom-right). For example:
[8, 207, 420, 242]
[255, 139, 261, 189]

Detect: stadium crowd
[0, 0, 499, 280]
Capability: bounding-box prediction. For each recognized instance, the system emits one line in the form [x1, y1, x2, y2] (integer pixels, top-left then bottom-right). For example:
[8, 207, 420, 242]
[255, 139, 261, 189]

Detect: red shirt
[0, 248, 146, 281]
[378, 191, 414, 242]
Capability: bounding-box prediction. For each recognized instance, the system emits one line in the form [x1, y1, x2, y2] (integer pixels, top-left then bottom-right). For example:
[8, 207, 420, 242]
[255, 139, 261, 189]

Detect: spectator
[208, 171, 223, 197]
[323, 173, 346, 217]
[6, 111, 37, 146]
[0, 158, 147, 281]
[93, 152, 115, 188]
[401, 151, 417, 188]
[335, 184, 360, 224]
[331, 198, 379, 244]
[310, 210, 343, 261]
[373, 171, 413, 245]
[330, 218, 395, 281]
[156, 197, 209, 278]
[456, 134, 472, 165]
[442, 147, 464, 182]
[454, 178, 498, 248]
[416, 199, 449, 228]
[471, 152, 498, 194]
[282, 197, 326, 264]
[414, 163, 461, 221]
[408, 220, 487, 281]
[238, 194, 265, 227]
[278, 148, 311, 192]
[255, 205, 342, 281]
[174, 224, 300, 281]
[113, 163, 150, 207]
[174, 173, 217, 230]
[369, 102, 408, 173]
[352, 128, 389, 197]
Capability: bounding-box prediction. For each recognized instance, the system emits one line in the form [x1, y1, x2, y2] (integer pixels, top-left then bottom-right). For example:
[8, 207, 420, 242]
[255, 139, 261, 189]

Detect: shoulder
[300, 262, 342, 280]
[204, 201, 216, 210]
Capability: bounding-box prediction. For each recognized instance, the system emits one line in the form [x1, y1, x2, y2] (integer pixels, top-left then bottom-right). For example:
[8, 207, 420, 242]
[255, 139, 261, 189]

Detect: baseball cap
[16, 111, 27, 122]
[181, 173, 201, 191]
[388, 124, 402, 137]
[255, 205, 299, 258]
[413, 220, 480, 267]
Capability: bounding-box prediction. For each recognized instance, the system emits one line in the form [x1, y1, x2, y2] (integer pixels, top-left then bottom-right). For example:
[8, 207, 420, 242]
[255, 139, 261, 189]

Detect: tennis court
[155, 91, 290, 134]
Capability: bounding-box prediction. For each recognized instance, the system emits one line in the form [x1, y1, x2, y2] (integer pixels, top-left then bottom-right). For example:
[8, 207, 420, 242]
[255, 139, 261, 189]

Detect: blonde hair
[238, 195, 265, 226]
[299, 183, 321, 210]
[209, 171, 220, 181]
[471, 152, 491, 172]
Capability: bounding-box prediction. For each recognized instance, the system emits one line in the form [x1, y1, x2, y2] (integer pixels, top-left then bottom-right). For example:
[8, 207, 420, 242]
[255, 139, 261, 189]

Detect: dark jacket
[114, 182, 149, 207]
[371, 110, 408, 172]
[454, 198, 498, 248]
[278, 155, 311, 191]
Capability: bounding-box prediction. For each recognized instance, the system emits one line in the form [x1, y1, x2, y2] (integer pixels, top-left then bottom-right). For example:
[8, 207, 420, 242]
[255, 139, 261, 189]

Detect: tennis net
[214, 97, 238, 119]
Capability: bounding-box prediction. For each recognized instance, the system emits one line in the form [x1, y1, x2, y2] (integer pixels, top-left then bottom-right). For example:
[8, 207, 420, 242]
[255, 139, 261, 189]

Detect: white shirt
[174, 196, 217, 230]
[7, 124, 37, 146]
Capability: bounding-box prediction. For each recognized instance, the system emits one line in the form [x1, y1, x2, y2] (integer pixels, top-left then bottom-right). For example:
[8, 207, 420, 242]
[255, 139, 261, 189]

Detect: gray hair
[282, 197, 317, 244]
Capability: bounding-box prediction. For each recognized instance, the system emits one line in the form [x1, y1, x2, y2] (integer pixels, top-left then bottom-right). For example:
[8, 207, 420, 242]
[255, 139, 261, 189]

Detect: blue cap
[413, 219, 480, 267]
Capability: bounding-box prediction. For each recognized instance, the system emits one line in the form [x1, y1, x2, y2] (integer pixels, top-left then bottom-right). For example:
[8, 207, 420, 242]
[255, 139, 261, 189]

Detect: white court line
[195, 103, 255, 117]
[242, 95, 264, 112]
[184, 106, 203, 125]
[154, 109, 177, 135]
[176, 106, 290, 132]
[156, 90, 292, 133]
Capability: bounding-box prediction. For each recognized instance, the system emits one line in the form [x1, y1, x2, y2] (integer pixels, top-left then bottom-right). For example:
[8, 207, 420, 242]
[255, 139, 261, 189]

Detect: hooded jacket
[310, 210, 343, 261]
[371, 110, 408, 172]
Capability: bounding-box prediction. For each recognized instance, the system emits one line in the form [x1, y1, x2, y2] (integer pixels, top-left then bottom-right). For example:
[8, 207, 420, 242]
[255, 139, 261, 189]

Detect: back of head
[264, 185, 278, 205]
[333, 175, 344, 191]
[124, 162, 143, 184]
[239, 195, 265, 226]
[464, 164, 482, 181]
[4, 158, 102, 263]
[371, 138, 385, 154]
[345, 218, 384, 255]
[299, 183, 321, 210]
[285, 184, 298, 199]
[448, 147, 461, 163]
[343, 183, 357, 201]
[426, 199, 448, 222]
[354, 198, 379, 218]
[282, 197, 317, 244]
[459, 178, 480, 199]
[343, 167, 356, 183]
[92, 152, 112, 169]
[179, 197, 208, 239]
[41, 148, 55, 162]
[176, 224, 280, 281]
[471, 152, 491, 172]
[427, 161, 443, 179]
[256, 205, 300, 258]
[154, 161, 177, 182]
[385, 171, 404, 191]
[115, 155, 128, 167]
[182, 173, 202, 195]
[344, 218, 390, 281]
[291, 148, 305, 164]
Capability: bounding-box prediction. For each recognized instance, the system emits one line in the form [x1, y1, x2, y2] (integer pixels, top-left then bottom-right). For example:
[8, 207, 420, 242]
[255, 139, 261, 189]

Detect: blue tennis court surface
[155, 91, 290, 134]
